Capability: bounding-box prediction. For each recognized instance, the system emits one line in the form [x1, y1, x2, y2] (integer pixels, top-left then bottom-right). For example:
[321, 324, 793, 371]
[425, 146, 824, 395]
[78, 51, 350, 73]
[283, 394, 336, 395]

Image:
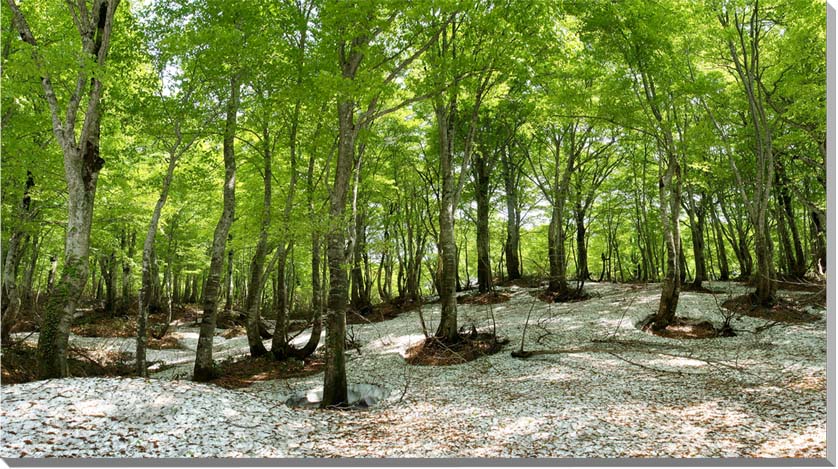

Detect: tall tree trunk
[474, 152, 492, 293]
[811, 209, 826, 273]
[137, 144, 180, 376]
[775, 161, 806, 277]
[13, 0, 120, 378]
[193, 74, 240, 382]
[501, 148, 521, 280]
[244, 126, 273, 358]
[710, 208, 730, 281]
[23, 231, 40, 311]
[224, 247, 234, 313]
[716, 4, 776, 305]
[651, 149, 682, 330]
[102, 253, 117, 314]
[321, 96, 356, 407]
[435, 103, 459, 342]
[121, 228, 135, 313]
[271, 244, 291, 359]
[2, 171, 35, 343]
[574, 205, 589, 281]
[685, 195, 708, 288]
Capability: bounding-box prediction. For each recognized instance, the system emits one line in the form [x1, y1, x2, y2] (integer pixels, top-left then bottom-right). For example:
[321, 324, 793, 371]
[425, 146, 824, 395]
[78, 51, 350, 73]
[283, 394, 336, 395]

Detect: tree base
[405, 331, 508, 366]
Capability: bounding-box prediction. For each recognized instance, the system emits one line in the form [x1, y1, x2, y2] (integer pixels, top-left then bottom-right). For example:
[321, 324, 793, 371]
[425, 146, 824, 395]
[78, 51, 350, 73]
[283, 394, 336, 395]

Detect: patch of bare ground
[680, 283, 721, 294]
[457, 291, 511, 305]
[497, 276, 542, 288]
[722, 294, 820, 323]
[1, 343, 134, 385]
[347, 298, 421, 325]
[147, 335, 182, 349]
[209, 355, 325, 389]
[405, 332, 509, 366]
[66, 309, 183, 350]
[71, 311, 136, 337]
[642, 317, 723, 340]
[775, 277, 825, 293]
[531, 288, 591, 304]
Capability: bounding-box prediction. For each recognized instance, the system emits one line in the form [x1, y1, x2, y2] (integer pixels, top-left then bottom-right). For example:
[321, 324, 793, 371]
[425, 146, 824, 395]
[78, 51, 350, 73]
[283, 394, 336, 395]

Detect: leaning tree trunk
[710, 208, 730, 281]
[137, 144, 179, 376]
[292, 142, 325, 360]
[244, 127, 273, 358]
[193, 74, 240, 382]
[291, 231, 323, 359]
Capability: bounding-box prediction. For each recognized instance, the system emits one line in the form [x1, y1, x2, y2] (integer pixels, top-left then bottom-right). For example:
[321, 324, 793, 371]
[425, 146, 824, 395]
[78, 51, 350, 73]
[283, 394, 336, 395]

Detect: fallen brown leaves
[457, 291, 511, 305]
[1, 343, 134, 384]
[405, 333, 507, 366]
[722, 295, 820, 324]
[645, 317, 720, 340]
[209, 355, 325, 389]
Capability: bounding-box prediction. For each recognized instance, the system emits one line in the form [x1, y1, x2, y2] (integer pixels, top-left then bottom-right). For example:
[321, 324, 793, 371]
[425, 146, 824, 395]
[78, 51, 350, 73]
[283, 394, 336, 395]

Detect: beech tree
[6, 0, 120, 378]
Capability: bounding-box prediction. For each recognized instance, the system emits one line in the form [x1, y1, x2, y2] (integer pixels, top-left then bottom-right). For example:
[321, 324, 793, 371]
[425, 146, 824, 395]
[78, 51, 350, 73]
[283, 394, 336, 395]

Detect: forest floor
[0, 281, 827, 458]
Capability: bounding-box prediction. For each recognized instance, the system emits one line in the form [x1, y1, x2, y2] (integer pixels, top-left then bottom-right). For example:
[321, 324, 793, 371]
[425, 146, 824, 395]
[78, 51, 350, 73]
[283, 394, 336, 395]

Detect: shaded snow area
[1, 378, 310, 457]
[1, 282, 827, 458]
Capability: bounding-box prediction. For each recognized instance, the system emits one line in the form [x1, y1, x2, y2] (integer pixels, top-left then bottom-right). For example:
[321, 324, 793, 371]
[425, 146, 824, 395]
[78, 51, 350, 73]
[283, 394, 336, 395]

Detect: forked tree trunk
[652, 150, 682, 330]
[244, 127, 273, 358]
[194, 74, 240, 382]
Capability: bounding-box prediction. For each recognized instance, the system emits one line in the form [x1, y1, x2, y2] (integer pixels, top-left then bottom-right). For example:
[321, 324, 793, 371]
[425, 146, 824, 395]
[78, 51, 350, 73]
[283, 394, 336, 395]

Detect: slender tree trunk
[224, 247, 234, 313]
[574, 205, 589, 281]
[775, 163, 806, 277]
[23, 232, 40, 310]
[194, 74, 240, 382]
[710, 208, 730, 281]
[2, 171, 35, 343]
[502, 149, 521, 280]
[271, 244, 291, 359]
[137, 146, 179, 376]
[121, 228, 135, 313]
[244, 127, 273, 358]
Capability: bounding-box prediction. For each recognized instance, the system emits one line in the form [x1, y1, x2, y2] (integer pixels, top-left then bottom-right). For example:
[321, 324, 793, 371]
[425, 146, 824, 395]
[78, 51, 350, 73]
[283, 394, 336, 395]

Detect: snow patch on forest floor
[1, 281, 827, 458]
